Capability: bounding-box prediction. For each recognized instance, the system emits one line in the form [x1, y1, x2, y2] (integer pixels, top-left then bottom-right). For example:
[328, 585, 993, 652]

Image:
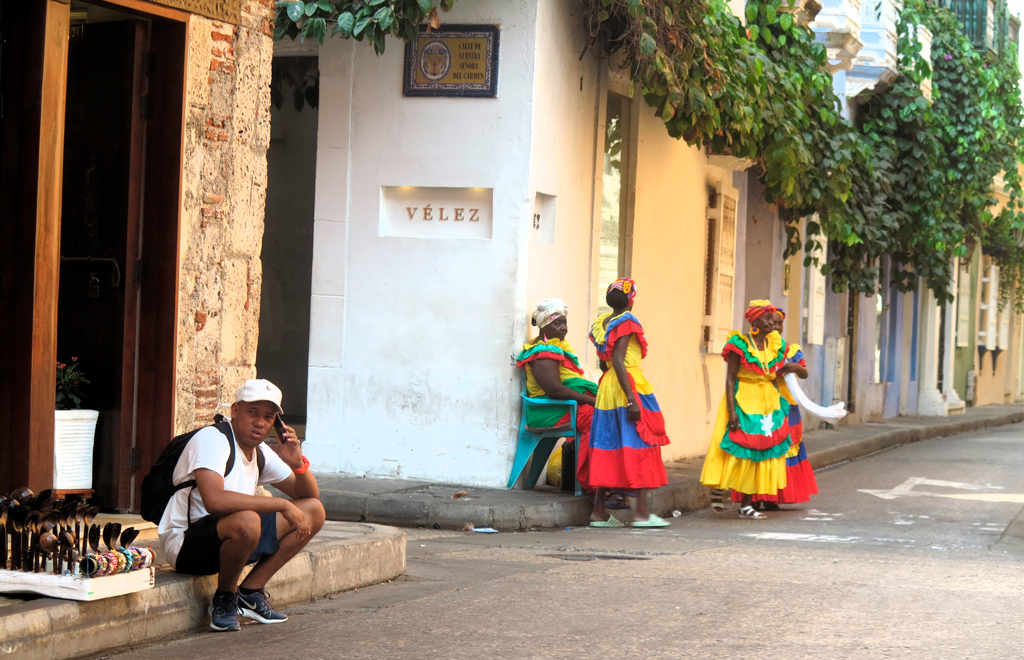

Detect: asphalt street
[104, 422, 1024, 659]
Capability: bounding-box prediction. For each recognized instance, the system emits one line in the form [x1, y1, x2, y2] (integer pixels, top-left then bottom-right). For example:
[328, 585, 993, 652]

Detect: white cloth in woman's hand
[783, 373, 847, 424]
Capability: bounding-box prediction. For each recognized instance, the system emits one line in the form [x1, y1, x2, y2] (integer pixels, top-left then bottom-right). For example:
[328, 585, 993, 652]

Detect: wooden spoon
[39, 532, 58, 575]
[57, 531, 77, 575]
[81, 507, 99, 555]
[109, 523, 122, 550]
[89, 524, 101, 553]
[25, 511, 40, 572]
[8, 487, 33, 503]
[10, 506, 30, 571]
[119, 527, 139, 549]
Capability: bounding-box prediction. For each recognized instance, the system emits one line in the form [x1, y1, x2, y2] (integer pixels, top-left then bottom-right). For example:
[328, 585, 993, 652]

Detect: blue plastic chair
[507, 379, 582, 496]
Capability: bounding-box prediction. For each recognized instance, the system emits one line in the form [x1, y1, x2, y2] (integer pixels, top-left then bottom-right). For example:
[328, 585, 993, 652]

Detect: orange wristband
[293, 455, 310, 475]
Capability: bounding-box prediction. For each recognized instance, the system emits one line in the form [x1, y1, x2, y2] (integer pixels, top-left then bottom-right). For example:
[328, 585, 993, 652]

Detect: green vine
[275, 0, 1024, 308]
[824, 0, 1024, 304]
[273, 0, 453, 54]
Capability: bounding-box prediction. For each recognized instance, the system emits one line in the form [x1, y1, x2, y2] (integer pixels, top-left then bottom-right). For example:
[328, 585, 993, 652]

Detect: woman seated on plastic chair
[515, 299, 597, 491]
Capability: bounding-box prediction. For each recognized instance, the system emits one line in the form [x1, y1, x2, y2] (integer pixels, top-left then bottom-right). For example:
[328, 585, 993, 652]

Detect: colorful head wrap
[745, 299, 776, 324]
[607, 278, 637, 304]
[531, 298, 568, 329]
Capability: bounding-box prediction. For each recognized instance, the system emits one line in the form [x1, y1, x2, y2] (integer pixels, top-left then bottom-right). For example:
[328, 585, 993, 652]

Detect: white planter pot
[53, 410, 98, 490]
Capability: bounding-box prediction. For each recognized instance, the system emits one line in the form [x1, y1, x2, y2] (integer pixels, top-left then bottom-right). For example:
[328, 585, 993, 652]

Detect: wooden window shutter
[805, 232, 827, 346]
[703, 181, 738, 353]
[714, 193, 738, 352]
[987, 265, 999, 349]
[956, 265, 972, 347]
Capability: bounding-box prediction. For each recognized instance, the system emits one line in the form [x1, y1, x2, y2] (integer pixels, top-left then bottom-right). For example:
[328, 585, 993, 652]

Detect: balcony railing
[941, 0, 1020, 56]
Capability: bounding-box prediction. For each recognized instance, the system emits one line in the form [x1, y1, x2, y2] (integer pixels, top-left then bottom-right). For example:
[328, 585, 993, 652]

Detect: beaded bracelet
[118, 548, 134, 573]
[90, 553, 105, 577]
[104, 552, 120, 576]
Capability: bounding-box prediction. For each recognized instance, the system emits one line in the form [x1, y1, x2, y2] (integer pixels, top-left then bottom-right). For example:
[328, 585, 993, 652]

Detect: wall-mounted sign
[379, 186, 493, 239]
[403, 25, 499, 98]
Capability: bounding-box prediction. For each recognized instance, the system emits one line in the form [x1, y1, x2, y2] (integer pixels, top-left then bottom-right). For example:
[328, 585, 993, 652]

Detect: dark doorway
[257, 56, 318, 425]
[57, 9, 148, 508]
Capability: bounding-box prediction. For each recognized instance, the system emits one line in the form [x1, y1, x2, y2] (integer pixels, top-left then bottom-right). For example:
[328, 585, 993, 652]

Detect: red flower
[72, 357, 78, 362]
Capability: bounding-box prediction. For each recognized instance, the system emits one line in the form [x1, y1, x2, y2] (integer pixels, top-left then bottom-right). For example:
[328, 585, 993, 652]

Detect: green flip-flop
[630, 514, 670, 528]
[589, 517, 626, 528]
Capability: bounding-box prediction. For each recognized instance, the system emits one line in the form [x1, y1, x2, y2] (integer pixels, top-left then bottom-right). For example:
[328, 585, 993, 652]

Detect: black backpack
[139, 417, 265, 524]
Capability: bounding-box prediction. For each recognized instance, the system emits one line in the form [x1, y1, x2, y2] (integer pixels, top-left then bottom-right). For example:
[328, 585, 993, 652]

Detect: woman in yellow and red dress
[701, 300, 794, 519]
[515, 299, 597, 490]
[732, 309, 818, 508]
[587, 279, 670, 528]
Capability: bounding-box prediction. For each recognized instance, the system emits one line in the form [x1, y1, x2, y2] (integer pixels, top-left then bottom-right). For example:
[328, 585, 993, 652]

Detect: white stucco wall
[306, 1, 539, 486]
[524, 0, 601, 370]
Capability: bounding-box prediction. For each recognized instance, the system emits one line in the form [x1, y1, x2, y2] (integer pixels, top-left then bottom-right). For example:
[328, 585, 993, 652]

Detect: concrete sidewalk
[0, 522, 405, 660]
[315, 403, 1024, 530]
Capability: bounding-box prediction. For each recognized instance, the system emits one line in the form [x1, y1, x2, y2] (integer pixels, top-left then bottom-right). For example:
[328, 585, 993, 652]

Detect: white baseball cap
[235, 379, 284, 414]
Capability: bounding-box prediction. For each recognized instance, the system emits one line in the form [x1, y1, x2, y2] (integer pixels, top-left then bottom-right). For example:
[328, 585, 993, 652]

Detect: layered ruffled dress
[587, 312, 669, 490]
[731, 342, 818, 504]
[515, 338, 597, 490]
[701, 331, 791, 496]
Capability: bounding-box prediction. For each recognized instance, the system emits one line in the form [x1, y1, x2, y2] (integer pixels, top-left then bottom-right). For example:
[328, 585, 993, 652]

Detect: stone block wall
[176, 0, 274, 432]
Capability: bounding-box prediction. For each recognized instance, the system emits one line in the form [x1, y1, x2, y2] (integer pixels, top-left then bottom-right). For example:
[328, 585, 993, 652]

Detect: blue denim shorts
[174, 512, 280, 576]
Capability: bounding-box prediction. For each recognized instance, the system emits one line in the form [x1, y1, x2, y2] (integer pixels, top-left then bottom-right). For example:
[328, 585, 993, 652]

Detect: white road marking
[859, 477, 1006, 500]
[936, 493, 1024, 503]
[745, 532, 860, 543]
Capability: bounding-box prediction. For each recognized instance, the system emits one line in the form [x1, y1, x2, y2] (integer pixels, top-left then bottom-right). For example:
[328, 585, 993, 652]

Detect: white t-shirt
[158, 424, 293, 569]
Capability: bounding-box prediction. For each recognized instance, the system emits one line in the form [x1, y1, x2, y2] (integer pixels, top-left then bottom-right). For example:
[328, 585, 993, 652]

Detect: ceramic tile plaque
[403, 25, 499, 97]
[379, 186, 493, 239]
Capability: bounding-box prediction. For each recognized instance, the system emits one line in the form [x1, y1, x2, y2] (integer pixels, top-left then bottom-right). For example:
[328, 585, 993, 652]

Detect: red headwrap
[608, 278, 637, 303]
[744, 300, 776, 325]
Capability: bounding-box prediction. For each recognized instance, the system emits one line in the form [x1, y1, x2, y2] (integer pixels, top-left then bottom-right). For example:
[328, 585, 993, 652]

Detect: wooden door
[0, 0, 70, 495]
[57, 19, 148, 509]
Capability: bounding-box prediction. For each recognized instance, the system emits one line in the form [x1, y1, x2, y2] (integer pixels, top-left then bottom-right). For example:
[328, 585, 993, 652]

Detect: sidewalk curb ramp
[316, 404, 1024, 531]
[0, 523, 406, 660]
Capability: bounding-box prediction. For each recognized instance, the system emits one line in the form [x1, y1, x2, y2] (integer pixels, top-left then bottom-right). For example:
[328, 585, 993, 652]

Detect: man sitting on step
[158, 379, 325, 632]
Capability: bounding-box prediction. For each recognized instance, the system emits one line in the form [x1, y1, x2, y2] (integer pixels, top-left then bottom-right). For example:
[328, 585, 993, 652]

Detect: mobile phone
[273, 414, 287, 441]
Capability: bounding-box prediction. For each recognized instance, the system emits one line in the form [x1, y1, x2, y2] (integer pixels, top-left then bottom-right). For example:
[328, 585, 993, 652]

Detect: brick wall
[176, 0, 274, 432]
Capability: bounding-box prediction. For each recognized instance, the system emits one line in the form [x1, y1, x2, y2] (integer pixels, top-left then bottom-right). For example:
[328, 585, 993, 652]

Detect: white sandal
[738, 505, 767, 519]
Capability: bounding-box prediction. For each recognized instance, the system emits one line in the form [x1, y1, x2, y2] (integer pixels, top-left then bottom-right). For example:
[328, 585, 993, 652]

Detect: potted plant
[54, 357, 97, 491]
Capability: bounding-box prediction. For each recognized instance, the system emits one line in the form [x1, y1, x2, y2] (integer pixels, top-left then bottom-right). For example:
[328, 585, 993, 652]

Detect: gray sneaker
[238, 588, 288, 624]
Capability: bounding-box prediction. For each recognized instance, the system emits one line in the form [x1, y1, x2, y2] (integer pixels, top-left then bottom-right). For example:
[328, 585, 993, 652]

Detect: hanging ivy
[274, 0, 1024, 307]
[821, 0, 1024, 304]
[273, 0, 453, 54]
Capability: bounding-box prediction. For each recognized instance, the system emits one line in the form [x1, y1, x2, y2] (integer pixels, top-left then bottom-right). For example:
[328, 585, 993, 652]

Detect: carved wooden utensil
[119, 527, 139, 549]
[108, 523, 122, 551]
[102, 523, 113, 553]
[10, 506, 30, 571]
[39, 532, 58, 575]
[8, 487, 33, 504]
[89, 524, 101, 553]
[57, 531, 77, 575]
[81, 507, 99, 555]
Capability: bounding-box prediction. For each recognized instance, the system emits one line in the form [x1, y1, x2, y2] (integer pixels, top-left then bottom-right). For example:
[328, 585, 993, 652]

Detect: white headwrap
[532, 298, 568, 330]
